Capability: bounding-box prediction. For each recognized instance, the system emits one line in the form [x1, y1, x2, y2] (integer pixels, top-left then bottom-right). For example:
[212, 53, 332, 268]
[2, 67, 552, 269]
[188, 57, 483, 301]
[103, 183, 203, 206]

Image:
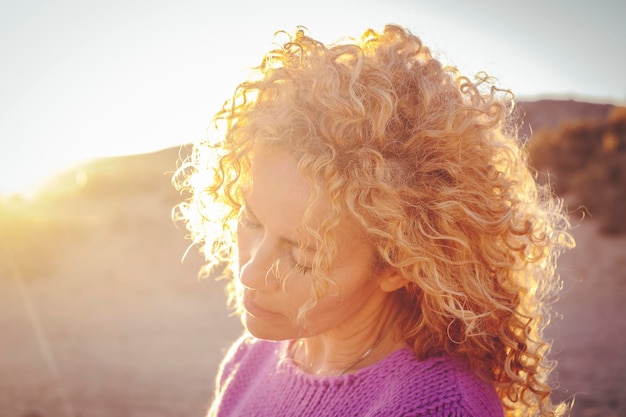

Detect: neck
[291, 299, 406, 376]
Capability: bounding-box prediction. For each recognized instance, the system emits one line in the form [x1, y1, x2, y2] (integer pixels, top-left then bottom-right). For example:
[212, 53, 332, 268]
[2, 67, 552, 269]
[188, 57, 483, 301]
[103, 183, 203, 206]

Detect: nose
[238, 237, 280, 290]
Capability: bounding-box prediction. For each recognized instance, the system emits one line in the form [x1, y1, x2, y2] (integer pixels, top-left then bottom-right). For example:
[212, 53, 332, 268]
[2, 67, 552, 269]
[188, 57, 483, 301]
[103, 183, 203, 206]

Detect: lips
[243, 296, 278, 318]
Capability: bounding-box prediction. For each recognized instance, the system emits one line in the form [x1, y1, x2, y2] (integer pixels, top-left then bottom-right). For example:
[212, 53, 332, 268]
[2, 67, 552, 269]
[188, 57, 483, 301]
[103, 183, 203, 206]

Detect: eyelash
[239, 209, 262, 229]
[289, 255, 313, 275]
[239, 207, 312, 275]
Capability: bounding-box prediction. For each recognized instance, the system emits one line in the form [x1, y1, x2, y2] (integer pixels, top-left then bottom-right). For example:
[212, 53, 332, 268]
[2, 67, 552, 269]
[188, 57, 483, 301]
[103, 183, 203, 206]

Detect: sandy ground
[0, 154, 624, 417]
[545, 218, 626, 417]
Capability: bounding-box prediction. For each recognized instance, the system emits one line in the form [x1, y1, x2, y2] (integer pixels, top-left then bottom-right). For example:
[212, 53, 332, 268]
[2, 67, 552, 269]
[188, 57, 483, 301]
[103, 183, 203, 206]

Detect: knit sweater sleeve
[457, 371, 504, 417]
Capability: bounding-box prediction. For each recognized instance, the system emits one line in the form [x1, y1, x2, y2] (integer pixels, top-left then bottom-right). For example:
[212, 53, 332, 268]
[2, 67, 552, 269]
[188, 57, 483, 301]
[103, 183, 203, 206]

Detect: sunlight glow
[0, 162, 67, 199]
[1, 0, 623, 200]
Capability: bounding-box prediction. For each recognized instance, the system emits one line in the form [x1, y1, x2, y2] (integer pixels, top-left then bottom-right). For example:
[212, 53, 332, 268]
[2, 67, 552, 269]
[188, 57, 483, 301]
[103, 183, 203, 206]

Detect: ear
[377, 267, 409, 293]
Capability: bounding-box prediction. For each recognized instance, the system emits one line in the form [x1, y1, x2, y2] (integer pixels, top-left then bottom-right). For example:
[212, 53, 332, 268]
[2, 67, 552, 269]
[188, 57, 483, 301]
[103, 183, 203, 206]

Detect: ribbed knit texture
[208, 335, 504, 417]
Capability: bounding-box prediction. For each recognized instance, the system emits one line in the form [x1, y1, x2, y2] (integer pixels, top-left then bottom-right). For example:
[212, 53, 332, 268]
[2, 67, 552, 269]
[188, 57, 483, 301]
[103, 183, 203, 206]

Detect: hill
[516, 99, 615, 138]
[10, 99, 617, 206]
[0, 99, 624, 416]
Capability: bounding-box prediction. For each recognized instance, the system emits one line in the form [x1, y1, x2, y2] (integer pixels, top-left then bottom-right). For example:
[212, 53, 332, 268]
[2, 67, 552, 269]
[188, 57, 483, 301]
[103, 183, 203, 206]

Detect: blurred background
[1, 1, 625, 416]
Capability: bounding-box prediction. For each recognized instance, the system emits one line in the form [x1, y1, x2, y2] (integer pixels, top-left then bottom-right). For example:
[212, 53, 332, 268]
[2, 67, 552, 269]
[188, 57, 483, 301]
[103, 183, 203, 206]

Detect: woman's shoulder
[361, 348, 503, 416]
[215, 334, 279, 383]
[224, 333, 278, 363]
[222, 333, 266, 361]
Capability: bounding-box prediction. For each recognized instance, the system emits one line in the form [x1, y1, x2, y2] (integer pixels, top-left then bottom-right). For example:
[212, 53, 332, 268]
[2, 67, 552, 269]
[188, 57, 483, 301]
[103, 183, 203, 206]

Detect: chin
[243, 313, 293, 341]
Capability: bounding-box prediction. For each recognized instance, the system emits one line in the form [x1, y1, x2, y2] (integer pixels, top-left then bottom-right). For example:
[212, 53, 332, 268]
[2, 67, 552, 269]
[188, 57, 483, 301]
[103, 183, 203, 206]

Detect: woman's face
[237, 147, 396, 341]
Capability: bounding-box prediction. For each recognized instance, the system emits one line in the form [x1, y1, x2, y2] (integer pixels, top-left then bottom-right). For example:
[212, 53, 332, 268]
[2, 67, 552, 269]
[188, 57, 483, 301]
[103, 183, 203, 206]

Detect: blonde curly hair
[174, 24, 575, 417]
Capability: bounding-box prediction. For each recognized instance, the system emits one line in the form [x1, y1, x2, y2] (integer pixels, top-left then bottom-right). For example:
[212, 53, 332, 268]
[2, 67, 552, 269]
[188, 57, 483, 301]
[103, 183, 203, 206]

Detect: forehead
[248, 147, 313, 207]
[245, 147, 321, 238]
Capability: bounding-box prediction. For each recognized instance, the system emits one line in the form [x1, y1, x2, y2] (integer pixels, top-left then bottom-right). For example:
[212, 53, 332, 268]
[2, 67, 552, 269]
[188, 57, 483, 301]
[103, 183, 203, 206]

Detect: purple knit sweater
[208, 335, 503, 417]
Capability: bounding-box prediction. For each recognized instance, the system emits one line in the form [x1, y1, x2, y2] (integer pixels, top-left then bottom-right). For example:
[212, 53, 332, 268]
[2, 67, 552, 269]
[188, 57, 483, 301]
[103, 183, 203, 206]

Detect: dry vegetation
[527, 106, 626, 234]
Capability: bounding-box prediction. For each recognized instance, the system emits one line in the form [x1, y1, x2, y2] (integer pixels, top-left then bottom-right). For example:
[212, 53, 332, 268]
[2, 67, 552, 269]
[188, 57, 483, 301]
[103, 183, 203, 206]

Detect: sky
[0, 0, 624, 196]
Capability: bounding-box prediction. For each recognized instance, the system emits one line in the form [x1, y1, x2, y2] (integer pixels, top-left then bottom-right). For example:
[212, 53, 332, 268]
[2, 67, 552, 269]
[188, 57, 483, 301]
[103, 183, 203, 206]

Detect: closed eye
[289, 247, 313, 275]
[289, 257, 312, 275]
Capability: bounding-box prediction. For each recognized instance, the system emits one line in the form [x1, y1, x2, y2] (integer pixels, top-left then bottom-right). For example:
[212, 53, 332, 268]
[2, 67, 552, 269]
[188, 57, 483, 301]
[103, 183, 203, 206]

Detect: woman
[174, 25, 574, 417]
